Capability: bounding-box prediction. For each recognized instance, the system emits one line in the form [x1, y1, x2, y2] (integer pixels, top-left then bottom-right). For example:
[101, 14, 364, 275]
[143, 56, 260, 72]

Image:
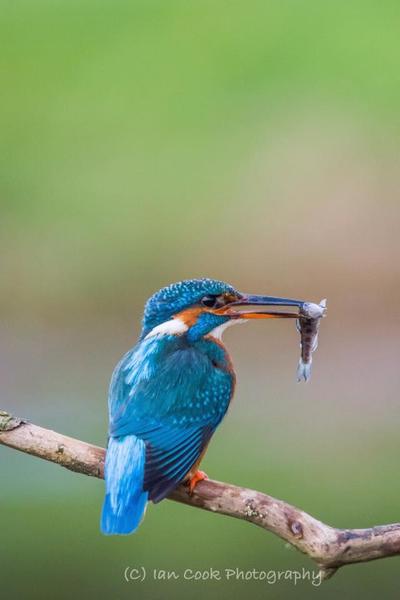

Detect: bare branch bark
[1, 408, 400, 580]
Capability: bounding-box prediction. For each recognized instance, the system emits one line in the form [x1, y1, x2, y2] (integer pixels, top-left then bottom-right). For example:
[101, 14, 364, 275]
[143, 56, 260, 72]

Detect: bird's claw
[187, 470, 208, 495]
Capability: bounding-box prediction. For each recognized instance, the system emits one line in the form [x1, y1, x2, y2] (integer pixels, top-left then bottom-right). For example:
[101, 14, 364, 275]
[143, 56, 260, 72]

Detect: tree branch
[1, 408, 399, 580]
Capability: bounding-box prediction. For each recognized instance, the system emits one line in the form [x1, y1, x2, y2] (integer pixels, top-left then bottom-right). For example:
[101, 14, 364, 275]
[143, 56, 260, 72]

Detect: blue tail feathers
[101, 435, 148, 535]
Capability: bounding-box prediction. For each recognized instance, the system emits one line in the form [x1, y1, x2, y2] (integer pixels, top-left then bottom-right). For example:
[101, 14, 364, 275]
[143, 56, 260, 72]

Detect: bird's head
[141, 278, 304, 342]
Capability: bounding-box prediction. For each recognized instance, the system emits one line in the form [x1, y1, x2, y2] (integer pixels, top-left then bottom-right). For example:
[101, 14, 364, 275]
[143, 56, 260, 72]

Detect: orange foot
[188, 470, 208, 495]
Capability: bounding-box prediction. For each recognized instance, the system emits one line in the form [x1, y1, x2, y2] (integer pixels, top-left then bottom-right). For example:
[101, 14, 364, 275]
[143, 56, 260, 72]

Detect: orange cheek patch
[174, 307, 204, 327]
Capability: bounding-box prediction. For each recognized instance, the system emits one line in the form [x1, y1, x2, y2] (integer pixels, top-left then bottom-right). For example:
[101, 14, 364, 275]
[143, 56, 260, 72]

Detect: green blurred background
[2, 1, 400, 598]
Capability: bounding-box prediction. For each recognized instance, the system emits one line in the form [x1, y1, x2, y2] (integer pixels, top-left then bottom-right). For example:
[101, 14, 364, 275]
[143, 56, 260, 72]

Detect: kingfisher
[101, 278, 304, 535]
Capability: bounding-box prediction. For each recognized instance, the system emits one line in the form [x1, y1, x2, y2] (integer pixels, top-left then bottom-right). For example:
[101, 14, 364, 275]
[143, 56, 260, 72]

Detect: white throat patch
[145, 317, 188, 339]
[145, 316, 247, 341]
[208, 319, 247, 341]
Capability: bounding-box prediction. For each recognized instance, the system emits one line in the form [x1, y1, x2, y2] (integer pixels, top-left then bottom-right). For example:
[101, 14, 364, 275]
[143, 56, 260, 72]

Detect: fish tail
[101, 435, 148, 535]
[297, 359, 312, 382]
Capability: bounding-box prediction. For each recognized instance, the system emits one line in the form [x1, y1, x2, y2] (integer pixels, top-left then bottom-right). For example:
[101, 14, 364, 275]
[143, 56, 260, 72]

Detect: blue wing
[108, 335, 234, 502]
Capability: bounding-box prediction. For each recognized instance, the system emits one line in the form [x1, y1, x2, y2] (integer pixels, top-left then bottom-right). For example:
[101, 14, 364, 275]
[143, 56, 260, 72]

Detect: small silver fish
[296, 299, 327, 382]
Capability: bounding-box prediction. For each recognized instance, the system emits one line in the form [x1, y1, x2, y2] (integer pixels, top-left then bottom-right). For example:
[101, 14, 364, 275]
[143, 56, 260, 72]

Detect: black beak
[223, 293, 305, 320]
[241, 294, 305, 308]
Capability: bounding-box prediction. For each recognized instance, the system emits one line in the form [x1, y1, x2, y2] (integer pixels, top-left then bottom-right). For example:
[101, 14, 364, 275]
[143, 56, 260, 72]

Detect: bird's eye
[201, 295, 219, 308]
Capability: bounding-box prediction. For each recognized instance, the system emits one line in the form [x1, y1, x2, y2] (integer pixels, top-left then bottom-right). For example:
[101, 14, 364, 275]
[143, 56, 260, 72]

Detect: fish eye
[201, 295, 219, 308]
